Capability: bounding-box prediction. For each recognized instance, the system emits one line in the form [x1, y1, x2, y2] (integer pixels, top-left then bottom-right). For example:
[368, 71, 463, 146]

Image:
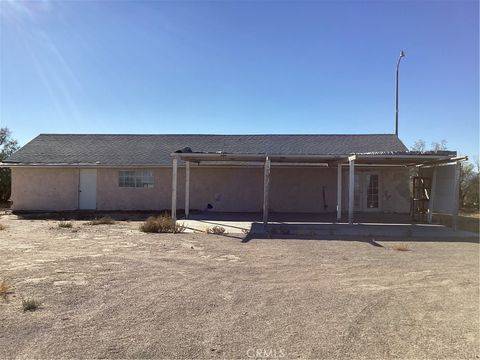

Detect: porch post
[263, 157, 271, 225]
[452, 161, 461, 230]
[427, 166, 437, 224]
[348, 155, 356, 225]
[337, 163, 342, 221]
[185, 161, 190, 219]
[171, 157, 178, 223]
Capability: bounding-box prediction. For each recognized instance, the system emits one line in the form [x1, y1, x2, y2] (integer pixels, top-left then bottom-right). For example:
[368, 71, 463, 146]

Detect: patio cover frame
[170, 152, 466, 228]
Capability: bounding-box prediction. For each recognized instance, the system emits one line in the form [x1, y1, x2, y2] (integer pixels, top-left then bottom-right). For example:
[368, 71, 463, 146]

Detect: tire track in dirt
[334, 290, 394, 358]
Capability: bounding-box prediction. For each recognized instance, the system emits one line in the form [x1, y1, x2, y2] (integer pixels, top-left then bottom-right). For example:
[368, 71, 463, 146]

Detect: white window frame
[344, 171, 382, 212]
[365, 173, 380, 210]
[119, 170, 154, 188]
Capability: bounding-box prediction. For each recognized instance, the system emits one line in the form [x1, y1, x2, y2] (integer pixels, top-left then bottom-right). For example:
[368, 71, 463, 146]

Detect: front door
[79, 169, 97, 210]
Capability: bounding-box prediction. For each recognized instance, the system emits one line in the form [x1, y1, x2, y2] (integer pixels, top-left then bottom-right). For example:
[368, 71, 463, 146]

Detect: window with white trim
[119, 170, 154, 188]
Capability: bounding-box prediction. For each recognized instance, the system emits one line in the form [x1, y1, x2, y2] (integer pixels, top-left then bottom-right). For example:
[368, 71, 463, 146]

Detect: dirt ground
[0, 214, 479, 359]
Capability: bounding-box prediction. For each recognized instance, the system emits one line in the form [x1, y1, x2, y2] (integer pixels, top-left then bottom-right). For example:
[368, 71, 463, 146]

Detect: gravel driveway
[0, 215, 478, 359]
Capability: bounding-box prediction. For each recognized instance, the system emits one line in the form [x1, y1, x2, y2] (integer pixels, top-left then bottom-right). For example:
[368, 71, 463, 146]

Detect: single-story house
[1, 133, 464, 225]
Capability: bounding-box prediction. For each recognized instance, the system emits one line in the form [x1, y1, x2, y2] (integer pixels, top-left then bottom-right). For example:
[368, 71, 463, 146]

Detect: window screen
[119, 170, 154, 188]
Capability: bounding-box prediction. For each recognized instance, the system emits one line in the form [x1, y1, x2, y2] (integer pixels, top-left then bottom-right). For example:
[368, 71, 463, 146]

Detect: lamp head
[400, 51, 405, 58]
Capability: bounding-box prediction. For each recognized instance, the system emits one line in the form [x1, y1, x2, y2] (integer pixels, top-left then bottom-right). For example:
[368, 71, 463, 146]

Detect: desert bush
[207, 226, 226, 235]
[0, 280, 14, 300]
[58, 221, 72, 228]
[87, 216, 115, 225]
[22, 298, 41, 312]
[139, 214, 184, 233]
[140, 216, 161, 233]
[0, 224, 5, 231]
[392, 244, 411, 251]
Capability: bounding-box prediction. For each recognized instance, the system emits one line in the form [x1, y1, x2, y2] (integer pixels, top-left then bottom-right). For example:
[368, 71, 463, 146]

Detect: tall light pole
[395, 51, 406, 136]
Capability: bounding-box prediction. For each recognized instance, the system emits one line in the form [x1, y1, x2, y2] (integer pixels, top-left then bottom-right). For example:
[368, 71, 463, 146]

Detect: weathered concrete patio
[179, 211, 478, 241]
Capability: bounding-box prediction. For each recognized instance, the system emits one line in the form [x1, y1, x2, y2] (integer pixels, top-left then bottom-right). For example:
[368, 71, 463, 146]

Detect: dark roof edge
[36, 133, 403, 137]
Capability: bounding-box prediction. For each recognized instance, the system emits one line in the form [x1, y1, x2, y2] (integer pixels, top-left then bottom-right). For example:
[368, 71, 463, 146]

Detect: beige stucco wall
[11, 168, 79, 211]
[96, 168, 175, 211]
[10, 165, 410, 213]
[380, 167, 410, 213]
[97, 167, 263, 212]
[188, 167, 262, 212]
[270, 167, 337, 213]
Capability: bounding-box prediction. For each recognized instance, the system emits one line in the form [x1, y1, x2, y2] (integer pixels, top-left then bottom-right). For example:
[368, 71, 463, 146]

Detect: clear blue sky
[1, 1, 478, 160]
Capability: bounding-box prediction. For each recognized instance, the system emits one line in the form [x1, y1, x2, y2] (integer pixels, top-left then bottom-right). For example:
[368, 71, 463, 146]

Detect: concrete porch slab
[178, 212, 478, 241]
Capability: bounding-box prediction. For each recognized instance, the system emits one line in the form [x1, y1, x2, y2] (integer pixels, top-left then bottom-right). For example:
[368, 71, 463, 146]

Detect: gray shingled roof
[5, 134, 408, 165]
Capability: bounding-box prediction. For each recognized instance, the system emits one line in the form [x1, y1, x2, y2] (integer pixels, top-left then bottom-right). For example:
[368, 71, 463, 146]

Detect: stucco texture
[10, 166, 410, 213]
[11, 168, 79, 211]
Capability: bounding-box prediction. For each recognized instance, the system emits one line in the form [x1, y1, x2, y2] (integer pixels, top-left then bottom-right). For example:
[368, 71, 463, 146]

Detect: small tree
[0, 128, 19, 202]
[410, 139, 426, 152]
[411, 139, 448, 152]
[460, 160, 479, 209]
[431, 139, 448, 152]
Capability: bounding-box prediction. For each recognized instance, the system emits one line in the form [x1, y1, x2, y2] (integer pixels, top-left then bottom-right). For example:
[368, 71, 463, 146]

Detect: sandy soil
[0, 214, 478, 359]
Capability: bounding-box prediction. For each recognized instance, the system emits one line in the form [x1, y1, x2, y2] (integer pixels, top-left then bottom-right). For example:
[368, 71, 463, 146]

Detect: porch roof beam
[170, 152, 456, 166]
[416, 156, 468, 168]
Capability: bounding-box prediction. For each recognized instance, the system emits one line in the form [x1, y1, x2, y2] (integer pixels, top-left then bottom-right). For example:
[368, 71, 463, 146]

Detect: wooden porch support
[337, 163, 342, 221]
[427, 166, 437, 224]
[348, 155, 356, 225]
[263, 157, 271, 225]
[171, 157, 178, 223]
[452, 161, 461, 230]
[185, 161, 190, 218]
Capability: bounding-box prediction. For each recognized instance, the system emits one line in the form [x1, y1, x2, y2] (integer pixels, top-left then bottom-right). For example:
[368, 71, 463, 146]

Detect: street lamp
[395, 50, 406, 136]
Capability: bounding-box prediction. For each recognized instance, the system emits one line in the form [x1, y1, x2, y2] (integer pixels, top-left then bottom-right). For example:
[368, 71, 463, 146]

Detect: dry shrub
[58, 221, 72, 228]
[207, 226, 226, 235]
[140, 214, 184, 233]
[0, 224, 5, 231]
[0, 280, 14, 300]
[392, 244, 411, 251]
[140, 216, 161, 233]
[88, 216, 115, 225]
[22, 298, 41, 312]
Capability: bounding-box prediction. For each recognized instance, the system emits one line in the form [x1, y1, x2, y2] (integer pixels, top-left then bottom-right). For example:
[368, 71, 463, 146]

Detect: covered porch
[170, 151, 466, 229]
